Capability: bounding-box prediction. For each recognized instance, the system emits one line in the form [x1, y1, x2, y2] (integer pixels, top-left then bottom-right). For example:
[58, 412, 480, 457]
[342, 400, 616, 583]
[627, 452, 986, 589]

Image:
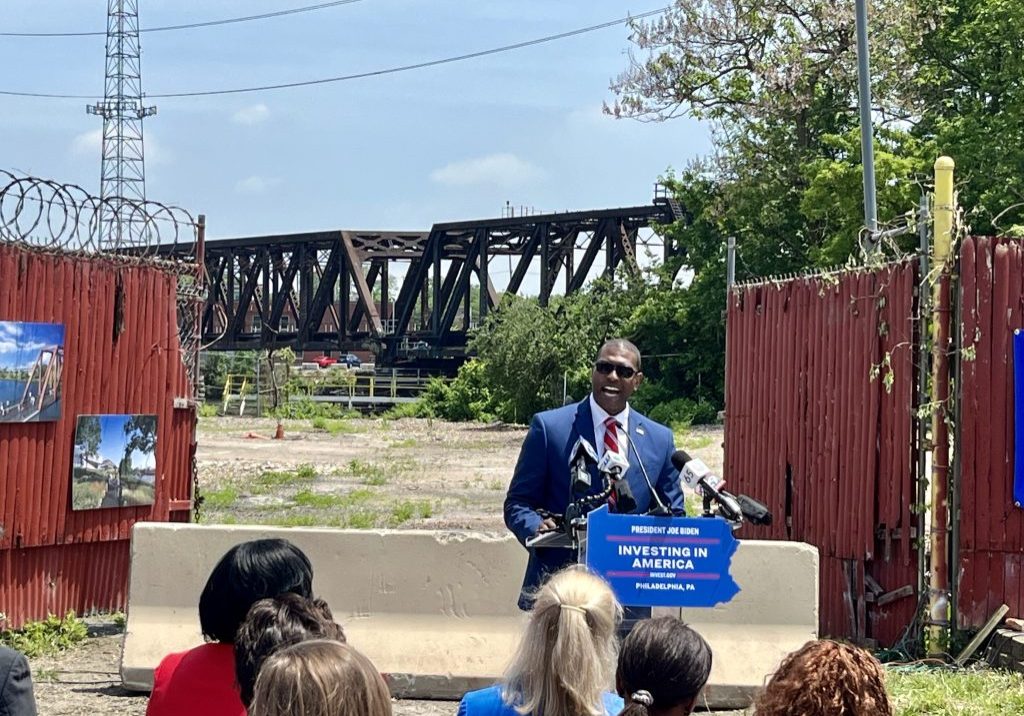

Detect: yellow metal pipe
[928, 156, 954, 654]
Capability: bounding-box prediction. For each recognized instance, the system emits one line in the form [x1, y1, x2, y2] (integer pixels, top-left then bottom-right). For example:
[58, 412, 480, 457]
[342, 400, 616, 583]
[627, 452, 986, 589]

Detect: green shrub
[0, 611, 89, 657]
[197, 403, 219, 418]
[272, 399, 348, 420]
[420, 360, 497, 422]
[646, 397, 719, 428]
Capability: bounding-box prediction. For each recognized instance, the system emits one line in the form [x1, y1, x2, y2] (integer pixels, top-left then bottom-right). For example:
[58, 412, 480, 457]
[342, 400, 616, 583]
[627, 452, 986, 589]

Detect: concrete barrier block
[122, 523, 817, 709]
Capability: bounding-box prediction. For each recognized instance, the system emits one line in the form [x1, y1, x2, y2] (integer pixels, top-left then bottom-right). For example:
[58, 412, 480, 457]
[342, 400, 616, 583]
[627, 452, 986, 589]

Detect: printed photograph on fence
[0, 321, 65, 423]
[72, 414, 158, 510]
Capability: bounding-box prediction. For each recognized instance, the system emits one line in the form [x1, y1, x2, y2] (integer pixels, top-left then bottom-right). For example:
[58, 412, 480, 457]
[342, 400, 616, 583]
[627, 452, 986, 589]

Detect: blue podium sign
[585, 506, 740, 608]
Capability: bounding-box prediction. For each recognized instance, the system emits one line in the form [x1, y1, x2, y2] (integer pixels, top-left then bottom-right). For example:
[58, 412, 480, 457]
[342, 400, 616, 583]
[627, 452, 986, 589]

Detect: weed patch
[255, 464, 318, 488]
[0, 611, 88, 657]
[201, 486, 240, 510]
[888, 665, 1024, 715]
[390, 500, 433, 526]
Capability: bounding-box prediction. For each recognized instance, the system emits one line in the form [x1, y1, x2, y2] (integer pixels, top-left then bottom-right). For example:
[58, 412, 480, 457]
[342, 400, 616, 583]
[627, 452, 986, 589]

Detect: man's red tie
[604, 417, 620, 509]
[604, 417, 620, 455]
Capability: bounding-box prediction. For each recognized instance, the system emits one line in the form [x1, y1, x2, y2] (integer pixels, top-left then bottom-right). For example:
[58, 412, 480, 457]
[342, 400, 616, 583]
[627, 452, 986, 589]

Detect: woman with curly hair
[458, 566, 624, 716]
[754, 640, 893, 716]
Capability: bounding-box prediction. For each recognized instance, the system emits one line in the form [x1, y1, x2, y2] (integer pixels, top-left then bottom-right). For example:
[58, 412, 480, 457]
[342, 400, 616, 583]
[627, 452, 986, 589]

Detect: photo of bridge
[0, 321, 65, 423]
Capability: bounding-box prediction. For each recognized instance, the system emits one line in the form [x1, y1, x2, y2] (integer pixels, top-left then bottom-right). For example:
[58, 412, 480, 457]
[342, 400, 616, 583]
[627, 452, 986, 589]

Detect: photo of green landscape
[72, 414, 158, 510]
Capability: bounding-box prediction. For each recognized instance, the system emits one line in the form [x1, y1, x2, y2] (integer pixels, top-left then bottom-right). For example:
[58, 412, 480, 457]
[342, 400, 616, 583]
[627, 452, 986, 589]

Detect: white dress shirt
[589, 393, 630, 460]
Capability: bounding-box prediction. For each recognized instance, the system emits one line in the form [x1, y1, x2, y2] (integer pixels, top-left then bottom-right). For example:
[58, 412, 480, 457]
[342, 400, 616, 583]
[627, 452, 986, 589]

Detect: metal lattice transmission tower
[87, 0, 156, 246]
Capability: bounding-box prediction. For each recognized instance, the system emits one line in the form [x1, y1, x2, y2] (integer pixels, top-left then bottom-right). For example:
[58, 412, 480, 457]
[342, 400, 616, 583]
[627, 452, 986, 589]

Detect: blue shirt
[458, 684, 624, 716]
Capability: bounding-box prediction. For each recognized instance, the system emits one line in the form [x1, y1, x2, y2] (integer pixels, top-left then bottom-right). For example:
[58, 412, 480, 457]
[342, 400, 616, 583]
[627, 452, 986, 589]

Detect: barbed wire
[0, 168, 206, 397]
[0, 170, 196, 256]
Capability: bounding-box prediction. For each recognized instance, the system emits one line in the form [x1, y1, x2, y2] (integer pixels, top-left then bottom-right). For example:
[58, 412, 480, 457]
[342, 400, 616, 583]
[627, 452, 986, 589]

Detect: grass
[255, 463, 318, 488]
[389, 437, 419, 448]
[390, 500, 433, 526]
[293, 488, 374, 509]
[675, 429, 715, 451]
[201, 486, 240, 510]
[346, 457, 416, 486]
[310, 417, 361, 435]
[888, 665, 1024, 715]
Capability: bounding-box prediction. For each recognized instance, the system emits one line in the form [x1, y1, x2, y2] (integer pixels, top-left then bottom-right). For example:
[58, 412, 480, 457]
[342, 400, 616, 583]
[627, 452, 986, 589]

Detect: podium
[531, 505, 742, 609]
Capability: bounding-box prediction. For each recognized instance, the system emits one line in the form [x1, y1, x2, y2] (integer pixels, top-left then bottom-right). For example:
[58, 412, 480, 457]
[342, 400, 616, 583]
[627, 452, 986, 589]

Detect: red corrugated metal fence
[956, 236, 1024, 629]
[0, 243, 196, 626]
[725, 261, 921, 645]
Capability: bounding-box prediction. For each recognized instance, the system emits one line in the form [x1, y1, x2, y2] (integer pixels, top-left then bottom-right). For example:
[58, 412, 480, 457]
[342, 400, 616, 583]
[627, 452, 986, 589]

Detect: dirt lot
[194, 416, 724, 530]
[29, 417, 731, 715]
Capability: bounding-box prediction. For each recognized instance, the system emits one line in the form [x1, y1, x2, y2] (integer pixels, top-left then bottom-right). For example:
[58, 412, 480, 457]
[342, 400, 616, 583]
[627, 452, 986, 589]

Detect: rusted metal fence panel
[0, 243, 196, 626]
[725, 261, 920, 645]
[956, 236, 1024, 629]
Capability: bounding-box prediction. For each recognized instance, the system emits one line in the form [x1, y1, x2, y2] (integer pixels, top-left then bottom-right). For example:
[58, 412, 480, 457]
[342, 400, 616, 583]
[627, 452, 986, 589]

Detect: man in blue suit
[0, 645, 36, 716]
[504, 338, 685, 611]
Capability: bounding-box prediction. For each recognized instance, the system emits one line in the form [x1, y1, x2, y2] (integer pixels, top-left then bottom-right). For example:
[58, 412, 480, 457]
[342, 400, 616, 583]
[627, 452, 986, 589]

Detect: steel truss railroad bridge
[175, 188, 684, 368]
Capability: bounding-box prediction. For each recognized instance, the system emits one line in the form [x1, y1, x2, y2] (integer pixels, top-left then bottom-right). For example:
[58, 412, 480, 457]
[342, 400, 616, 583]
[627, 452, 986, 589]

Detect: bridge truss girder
[189, 198, 682, 362]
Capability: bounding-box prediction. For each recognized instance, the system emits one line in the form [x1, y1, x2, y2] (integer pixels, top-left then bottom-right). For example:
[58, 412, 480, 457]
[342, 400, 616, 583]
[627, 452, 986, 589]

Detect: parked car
[341, 353, 361, 368]
[314, 355, 338, 368]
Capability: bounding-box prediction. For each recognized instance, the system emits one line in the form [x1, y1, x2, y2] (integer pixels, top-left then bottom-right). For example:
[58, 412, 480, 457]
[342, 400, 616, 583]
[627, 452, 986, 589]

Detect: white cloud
[71, 129, 102, 157]
[234, 175, 280, 195]
[429, 153, 544, 188]
[232, 104, 270, 126]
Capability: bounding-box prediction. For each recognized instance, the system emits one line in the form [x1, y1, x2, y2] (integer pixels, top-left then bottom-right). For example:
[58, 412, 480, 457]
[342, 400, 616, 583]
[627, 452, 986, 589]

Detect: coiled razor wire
[0, 170, 195, 256]
[0, 169, 206, 394]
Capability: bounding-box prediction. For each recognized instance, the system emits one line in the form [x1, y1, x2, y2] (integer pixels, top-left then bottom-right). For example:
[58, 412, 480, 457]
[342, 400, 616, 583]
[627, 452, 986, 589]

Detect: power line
[0, 0, 365, 38]
[0, 7, 668, 100]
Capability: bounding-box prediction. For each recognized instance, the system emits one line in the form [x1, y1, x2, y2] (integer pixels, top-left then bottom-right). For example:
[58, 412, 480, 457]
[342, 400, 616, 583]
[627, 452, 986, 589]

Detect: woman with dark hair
[754, 640, 892, 716]
[458, 566, 623, 716]
[234, 593, 346, 708]
[146, 538, 314, 716]
[615, 617, 712, 716]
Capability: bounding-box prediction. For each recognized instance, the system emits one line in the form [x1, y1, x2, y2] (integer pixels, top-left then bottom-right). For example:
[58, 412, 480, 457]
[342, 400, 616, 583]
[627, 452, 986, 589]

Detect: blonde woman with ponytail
[458, 566, 623, 716]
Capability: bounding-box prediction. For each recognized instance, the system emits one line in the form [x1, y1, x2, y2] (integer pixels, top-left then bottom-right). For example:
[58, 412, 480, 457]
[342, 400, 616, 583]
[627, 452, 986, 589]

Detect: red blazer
[146, 642, 244, 716]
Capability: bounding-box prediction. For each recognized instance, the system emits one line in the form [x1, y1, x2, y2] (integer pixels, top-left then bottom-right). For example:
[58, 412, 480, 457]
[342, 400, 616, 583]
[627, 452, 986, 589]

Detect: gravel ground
[28, 418, 735, 715]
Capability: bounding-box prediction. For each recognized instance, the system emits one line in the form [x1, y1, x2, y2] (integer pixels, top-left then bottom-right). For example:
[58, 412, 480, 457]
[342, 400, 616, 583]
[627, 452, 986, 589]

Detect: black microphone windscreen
[671, 449, 692, 471]
[614, 480, 637, 514]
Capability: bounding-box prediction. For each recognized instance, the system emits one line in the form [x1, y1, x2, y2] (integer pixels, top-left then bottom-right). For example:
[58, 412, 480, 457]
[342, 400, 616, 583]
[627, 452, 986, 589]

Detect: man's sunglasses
[594, 361, 638, 379]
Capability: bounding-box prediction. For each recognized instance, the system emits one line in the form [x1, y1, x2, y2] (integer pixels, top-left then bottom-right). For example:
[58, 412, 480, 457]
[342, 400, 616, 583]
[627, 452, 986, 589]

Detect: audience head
[249, 639, 391, 716]
[234, 593, 347, 707]
[505, 566, 622, 716]
[199, 538, 314, 643]
[755, 640, 892, 716]
[616, 617, 712, 716]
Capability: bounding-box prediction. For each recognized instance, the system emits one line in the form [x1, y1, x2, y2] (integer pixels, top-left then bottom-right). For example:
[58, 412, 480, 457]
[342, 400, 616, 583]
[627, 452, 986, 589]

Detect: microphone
[736, 494, 773, 526]
[623, 432, 669, 516]
[598, 450, 637, 513]
[671, 450, 742, 522]
[568, 437, 598, 494]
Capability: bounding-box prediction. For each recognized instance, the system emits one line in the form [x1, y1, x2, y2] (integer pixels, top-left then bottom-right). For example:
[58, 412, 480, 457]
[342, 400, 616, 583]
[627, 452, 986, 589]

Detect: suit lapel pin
[636, 425, 645, 436]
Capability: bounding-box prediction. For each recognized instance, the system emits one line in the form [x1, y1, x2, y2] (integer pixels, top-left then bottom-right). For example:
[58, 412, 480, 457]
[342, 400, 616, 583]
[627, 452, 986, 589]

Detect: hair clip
[631, 690, 653, 706]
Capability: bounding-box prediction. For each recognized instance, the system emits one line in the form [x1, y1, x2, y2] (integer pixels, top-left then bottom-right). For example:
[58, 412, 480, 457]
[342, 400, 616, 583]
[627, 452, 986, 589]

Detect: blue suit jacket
[0, 646, 36, 716]
[504, 398, 685, 609]
[458, 684, 623, 716]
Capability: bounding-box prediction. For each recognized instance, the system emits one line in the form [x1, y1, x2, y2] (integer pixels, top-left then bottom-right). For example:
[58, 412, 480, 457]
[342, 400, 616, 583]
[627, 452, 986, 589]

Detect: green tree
[74, 416, 102, 457]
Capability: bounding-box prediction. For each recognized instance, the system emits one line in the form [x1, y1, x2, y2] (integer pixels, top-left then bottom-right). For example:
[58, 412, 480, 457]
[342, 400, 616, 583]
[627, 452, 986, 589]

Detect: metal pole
[927, 156, 955, 654]
[726, 235, 736, 297]
[855, 0, 878, 248]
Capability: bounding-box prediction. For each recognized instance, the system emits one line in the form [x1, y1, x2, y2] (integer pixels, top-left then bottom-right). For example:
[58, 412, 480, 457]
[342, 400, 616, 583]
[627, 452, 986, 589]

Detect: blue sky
[0, 321, 64, 370]
[0, 1, 710, 240]
[80, 414, 157, 469]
